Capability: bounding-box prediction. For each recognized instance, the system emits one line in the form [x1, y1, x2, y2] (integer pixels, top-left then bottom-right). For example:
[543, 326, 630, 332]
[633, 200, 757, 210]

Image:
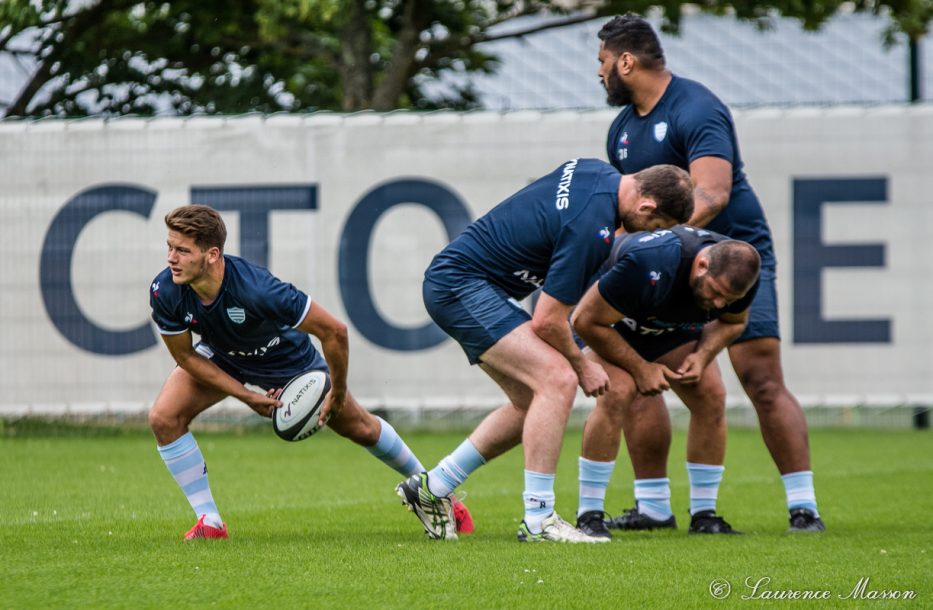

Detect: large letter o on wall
[338, 179, 471, 350]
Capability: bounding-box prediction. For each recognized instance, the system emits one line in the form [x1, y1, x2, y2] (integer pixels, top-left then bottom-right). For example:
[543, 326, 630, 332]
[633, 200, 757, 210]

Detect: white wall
[1, 106, 931, 414]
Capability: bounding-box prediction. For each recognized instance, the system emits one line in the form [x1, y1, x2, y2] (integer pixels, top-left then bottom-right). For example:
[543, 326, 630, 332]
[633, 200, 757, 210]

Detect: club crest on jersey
[598, 227, 612, 244]
[648, 271, 662, 286]
[653, 122, 668, 142]
[226, 307, 246, 324]
[151, 281, 159, 297]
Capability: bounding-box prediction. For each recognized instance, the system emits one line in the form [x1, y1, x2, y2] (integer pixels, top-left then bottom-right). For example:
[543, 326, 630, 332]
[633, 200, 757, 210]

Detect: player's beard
[605, 67, 634, 107]
[690, 274, 715, 311]
[618, 209, 648, 233]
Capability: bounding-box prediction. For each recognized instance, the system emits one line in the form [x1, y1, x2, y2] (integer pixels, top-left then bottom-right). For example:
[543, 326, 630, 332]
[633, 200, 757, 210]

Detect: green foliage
[1, 428, 931, 607]
[1, 0, 929, 117]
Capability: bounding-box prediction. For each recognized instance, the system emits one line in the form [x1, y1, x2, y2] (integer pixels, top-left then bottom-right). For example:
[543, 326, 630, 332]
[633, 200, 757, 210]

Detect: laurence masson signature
[709, 577, 918, 601]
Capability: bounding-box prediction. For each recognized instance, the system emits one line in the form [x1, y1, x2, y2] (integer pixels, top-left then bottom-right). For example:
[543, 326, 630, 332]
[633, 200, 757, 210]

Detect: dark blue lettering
[41, 183, 318, 355]
[339, 179, 471, 350]
[40, 185, 158, 355]
[190, 185, 318, 267]
[793, 178, 890, 343]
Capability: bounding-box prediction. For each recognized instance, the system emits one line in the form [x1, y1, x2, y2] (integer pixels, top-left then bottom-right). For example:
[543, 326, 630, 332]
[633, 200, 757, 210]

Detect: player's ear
[636, 199, 658, 215]
[617, 51, 635, 75]
[206, 247, 221, 264]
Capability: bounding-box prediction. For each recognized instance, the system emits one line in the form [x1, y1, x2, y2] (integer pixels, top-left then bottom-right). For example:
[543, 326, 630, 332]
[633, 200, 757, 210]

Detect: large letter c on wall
[40, 185, 158, 355]
[339, 179, 472, 350]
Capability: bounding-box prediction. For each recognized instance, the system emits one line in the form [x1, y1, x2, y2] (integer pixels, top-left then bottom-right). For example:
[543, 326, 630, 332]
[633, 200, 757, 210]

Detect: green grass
[1, 427, 930, 608]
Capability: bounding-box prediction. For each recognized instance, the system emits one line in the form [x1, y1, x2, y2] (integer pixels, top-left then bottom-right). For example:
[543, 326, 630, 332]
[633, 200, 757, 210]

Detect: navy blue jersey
[606, 75, 774, 266]
[149, 255, 318, 377]
[429, 158, 621, 305]
[598, 225, 757, 336]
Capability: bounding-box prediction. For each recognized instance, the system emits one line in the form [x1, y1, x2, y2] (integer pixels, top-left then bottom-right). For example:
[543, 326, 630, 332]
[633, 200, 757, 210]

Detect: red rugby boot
[452, 498, 475, 535]
[184, 515, 228, 540]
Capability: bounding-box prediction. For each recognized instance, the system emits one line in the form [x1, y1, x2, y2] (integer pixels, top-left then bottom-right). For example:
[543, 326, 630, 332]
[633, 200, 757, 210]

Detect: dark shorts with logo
[423, 270, 531, 365]
[734, 266, 779, 343]
[615, 326, 702, 362]
[194, 341, 328, 390]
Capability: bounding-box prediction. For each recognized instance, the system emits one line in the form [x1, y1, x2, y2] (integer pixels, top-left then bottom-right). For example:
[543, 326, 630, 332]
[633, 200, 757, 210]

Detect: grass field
[1, 425, 930, 608]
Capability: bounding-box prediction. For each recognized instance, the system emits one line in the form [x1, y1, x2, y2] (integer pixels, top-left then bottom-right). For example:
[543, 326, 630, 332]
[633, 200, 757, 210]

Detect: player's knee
[600, 385, 637, 422]
[541, 365, 578, 403]
[329, 407, 379, 445]
[700, 384, 727, 414]
[148, 408, 184, 442]
[743, 375, 785, 412]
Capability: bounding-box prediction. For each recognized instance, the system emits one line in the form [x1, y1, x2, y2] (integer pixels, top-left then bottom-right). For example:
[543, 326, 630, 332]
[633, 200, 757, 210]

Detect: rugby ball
[272, 370, 332, 442]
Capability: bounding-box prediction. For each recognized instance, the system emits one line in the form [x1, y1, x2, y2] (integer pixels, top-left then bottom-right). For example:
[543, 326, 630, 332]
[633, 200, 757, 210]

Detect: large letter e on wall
[793, 177, 890, 344]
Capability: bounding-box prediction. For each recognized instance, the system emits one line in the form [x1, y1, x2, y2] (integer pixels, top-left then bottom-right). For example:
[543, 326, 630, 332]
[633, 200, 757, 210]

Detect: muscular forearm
[694, 319, 746, 363]
[578, 324, 648, 377]
[318, 330, 349, 396]
[687, 186, 728, 228]
[533, 319, 588, 374]
[176, 352, 254, 401]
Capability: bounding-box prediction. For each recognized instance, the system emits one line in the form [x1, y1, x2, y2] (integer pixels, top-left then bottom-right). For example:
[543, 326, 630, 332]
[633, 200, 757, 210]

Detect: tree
[1, 0, 929, 118]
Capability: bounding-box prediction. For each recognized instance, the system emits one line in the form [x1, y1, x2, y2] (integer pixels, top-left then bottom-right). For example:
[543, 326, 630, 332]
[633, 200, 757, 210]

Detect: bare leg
[148, 366, 227, 445]
[729, 338, 811, 474]
[479, 323, 579, 474]
[663, 358, 727, 467]
[148, 367, 228, 532]
[580, 350, 669, 478]
[466, 364, 533, 461]
[327, 391, 381, 445]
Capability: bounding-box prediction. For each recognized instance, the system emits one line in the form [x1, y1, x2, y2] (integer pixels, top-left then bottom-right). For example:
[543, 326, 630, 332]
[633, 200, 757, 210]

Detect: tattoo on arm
[695, 186, 723, 213]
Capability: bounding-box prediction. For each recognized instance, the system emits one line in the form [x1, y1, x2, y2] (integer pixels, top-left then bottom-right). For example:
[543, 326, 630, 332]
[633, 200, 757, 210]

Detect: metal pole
[914, 405, 930, 429]
[909, 37, 921, 102]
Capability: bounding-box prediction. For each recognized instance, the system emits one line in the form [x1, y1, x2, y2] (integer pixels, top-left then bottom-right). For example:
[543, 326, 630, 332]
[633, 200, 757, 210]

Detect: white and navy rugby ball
[272, 370, 332, 442]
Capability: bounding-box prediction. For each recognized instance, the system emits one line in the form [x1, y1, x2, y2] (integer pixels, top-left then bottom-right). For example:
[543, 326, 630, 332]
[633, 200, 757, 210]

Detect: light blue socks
[157, 432, 221, 527]
[427, 438, 486, 497]
[366, 416, 424, 477]
[634, 477, 673, 520]
[523, 470, 556, 533]
[687, 462, 724, 515]
[782, 470, 819, 515]
[577, 457, 615, 516]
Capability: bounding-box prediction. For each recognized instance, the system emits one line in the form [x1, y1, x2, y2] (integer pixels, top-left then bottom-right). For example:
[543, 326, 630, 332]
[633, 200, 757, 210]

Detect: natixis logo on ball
[283, 377, 319, 419]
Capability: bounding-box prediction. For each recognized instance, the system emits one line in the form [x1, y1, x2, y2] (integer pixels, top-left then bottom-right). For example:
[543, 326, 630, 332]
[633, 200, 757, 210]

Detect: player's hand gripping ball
[272, 371, 332, 441]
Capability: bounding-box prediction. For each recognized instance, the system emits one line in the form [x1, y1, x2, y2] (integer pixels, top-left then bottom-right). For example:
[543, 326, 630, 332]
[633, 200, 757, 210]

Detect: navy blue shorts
[194, 341, 328, 390]
[735, 266, 779, 343]
[423, 273, 531, 365]
[615, 327, 701, 362]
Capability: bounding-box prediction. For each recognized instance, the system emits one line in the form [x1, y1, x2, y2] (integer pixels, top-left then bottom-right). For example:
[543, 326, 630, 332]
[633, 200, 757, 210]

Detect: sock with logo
[523, 470, 556, 533]
[687, 462, 725, 515]
[634, 477, 673, 521]
[577, 457, 615, 517]
[782, 471, 819, 516]
[426, 438, 486, 498]
[157, 432, 222, 527]
[365, 417, 424, 477]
